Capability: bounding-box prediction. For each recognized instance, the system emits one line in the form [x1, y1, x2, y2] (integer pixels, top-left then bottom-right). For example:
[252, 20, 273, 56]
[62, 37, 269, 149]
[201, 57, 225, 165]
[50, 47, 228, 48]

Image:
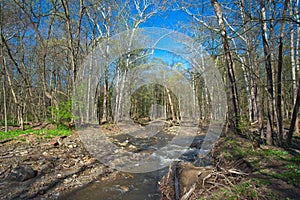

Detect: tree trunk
[1, 33, 23, 129]
[210, 0, 239, 131]
[61, 0, 83, 84]
[19, 104, 24, 130]
[240, 56, 252, 121]
[102, 71, 109, 123]
[114, 67, 121, 123]
[0, 17, 7, 132]
[239, 0, 259, 122]
[260, 0, 275, 145]
[2, 59, 7, 132]
[286, 78, 300, 145]
[293, 0, 300, 134]
[275, 0, 289, 146]
[166, 86, 176, 121]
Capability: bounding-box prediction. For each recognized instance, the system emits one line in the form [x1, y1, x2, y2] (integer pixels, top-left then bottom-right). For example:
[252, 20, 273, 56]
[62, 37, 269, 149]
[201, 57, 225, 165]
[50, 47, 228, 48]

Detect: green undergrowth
[217, 133, 300, 199]
[0, 125, 71, 141]
[1, 119, 19, 126]
[201, 179, 273, 200]
[223, 136, 294, 161]
[264, 154, 300, 185]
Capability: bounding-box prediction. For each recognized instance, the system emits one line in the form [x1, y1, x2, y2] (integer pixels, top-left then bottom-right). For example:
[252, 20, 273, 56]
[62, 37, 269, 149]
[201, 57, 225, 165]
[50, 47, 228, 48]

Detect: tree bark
[239, 0, 259, 122]
[286, 78, 300, 145]
[61, 0, 83, 84]
[210, 0, 239, 131]
[165, 86, 176, 121]
[0, 11, 7, 132]
[276, 0, 289, 146]
[293, 0, 300, 134]
[1, 51, 7, 132]
[260, 0, 275, 145]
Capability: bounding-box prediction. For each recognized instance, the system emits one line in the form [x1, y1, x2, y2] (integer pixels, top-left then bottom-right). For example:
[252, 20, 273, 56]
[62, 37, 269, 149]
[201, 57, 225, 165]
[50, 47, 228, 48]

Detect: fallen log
[160, 162, 214, 199]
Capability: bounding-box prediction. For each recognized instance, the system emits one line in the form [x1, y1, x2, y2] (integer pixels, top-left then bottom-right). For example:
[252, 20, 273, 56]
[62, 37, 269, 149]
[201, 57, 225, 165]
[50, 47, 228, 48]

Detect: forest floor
[160, 130, 300, 200]
[0, 123, 300, 199]
[209, 132, 300, 200]
[0, 124, 118, 200]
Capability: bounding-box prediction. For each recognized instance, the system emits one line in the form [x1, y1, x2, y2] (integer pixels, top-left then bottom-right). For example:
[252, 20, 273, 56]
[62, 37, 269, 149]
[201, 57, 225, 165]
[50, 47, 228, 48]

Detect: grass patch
[262, 149, 289, 158]
[40, 129, 71, 139]
[252, 177, 272, 186]
[218, 134, 300, 199]
[264, 162, 300, 185]
[222, 137, 300, 185]
[224, 138, 290, 162]
[207, 180, 272, 200]
[0, 126, 71, 141]
[0, 129, 36, 141]
[290, 154, 300, 163]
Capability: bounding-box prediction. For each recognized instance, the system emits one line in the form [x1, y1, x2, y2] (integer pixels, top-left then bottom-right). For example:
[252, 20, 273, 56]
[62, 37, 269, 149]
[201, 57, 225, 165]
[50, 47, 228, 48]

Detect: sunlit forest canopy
[0, 0, 298, 146]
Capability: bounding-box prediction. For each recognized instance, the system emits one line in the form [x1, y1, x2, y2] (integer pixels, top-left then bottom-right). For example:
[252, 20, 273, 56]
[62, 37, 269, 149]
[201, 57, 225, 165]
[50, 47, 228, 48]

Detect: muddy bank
[159, 161, 250, 200]
[0, 132, 116, 200]
[159, 133, 300, 200]
[0, 122, 205, 200]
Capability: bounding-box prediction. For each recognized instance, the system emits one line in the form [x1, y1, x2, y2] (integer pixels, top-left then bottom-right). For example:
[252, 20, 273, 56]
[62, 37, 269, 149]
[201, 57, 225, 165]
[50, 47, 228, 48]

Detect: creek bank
[3, 124, 297, 200]
[59, 122, 207, 200]
[0, 122, 205, 200]
[0, 132, 115, 200]
[160, 132, 300, 200]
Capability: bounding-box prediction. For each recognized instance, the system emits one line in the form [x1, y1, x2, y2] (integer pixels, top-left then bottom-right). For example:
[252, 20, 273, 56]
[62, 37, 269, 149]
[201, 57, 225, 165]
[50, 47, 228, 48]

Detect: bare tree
[275, 0, 289, 146]
[61, 0, 84, 84]
[290, 0, 299, 135]
[0, 29, 7, 132]
[259, 0, 275, 145]
[210, 0, 240, 131]
[286, 78, 300, 145]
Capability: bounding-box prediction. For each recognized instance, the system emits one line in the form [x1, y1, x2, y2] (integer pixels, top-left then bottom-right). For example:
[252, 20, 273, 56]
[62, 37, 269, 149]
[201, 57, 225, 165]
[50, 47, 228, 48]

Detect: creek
[62, 123, 206, 200]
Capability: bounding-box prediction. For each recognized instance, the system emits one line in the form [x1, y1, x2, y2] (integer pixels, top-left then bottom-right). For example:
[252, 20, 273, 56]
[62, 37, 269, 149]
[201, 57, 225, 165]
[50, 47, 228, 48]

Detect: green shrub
[50, 100, 73, 125]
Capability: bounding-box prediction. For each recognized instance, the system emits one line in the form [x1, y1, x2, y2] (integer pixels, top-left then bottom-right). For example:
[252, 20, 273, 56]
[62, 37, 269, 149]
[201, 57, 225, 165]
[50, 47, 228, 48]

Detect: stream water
[61, 125, 206, 200]
[62, 168, 166, 200]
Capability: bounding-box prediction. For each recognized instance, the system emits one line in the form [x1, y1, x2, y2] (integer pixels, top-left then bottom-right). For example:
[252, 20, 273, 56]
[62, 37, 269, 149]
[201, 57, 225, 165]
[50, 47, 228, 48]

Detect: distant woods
[0, 0, 299, 146]
[129, 84, 180, 122]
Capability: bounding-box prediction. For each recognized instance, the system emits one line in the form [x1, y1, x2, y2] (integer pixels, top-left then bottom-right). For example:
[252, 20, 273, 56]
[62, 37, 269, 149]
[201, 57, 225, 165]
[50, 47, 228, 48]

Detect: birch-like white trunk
[293, 0, 300, 134]
[260, 0, 275, 145]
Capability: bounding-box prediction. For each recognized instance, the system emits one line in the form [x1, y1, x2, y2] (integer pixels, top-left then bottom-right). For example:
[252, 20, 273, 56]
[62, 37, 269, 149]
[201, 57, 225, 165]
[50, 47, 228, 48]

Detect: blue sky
[140, 9, 193, 34]
[139, 9, 195, 75]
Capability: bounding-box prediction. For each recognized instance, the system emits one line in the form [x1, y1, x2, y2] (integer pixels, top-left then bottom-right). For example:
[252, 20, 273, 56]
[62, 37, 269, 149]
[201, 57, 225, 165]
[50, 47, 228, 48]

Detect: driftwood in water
[159, 164, 175, 200]
[160, 162, 214, 200]
[174, 162, 179, 200]
[160, 162, 248, 200]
